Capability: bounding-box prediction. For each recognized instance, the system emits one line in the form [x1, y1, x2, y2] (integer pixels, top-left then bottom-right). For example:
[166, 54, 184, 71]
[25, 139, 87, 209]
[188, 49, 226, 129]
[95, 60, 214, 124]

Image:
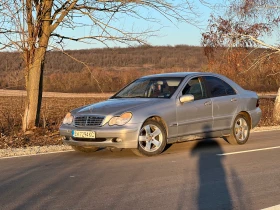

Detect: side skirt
[167, 130, 225, 144]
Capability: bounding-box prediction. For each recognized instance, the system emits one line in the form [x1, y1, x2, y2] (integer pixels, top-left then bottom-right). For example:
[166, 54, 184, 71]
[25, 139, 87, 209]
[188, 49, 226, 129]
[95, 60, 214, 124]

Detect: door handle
[204, 101, 212, 106]
[231, 98, 237, 102]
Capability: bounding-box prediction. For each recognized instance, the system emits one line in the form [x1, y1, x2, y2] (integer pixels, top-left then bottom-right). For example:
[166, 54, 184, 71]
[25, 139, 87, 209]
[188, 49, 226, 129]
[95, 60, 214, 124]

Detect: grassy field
[0, 96, 105, 149]
[0, 96, 104, 133]
[0, 95, 277, 149]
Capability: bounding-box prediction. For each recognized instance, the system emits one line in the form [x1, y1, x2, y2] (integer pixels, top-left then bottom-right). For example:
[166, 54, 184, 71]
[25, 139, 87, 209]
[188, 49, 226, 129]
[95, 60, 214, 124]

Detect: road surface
[0, 130, 280, 210]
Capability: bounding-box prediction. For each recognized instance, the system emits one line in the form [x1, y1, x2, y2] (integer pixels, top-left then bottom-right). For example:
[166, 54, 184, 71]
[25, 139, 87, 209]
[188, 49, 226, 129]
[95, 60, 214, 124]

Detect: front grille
[74, 116, 104, 127]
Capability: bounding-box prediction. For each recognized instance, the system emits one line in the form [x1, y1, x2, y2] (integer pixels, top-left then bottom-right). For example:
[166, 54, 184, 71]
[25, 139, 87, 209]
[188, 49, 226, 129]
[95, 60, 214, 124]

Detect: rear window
[204, 76, 236, 97]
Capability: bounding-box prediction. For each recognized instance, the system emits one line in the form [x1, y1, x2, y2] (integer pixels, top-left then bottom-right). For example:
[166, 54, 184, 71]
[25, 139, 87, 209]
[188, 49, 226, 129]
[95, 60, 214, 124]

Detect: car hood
[73, 99, 153, 116]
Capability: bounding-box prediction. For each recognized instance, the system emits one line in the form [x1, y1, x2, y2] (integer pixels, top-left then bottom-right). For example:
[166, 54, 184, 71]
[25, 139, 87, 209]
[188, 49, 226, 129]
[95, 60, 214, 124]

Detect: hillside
[0, 45, 207, 92]
[0, 45, 279, 93]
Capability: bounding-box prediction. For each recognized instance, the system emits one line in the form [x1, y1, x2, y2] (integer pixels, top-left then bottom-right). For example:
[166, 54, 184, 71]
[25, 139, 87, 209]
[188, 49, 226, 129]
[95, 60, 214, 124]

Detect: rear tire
[71, 145, 99, 153]
[131, 119, 167, 157]
[226, 114, 250, 145]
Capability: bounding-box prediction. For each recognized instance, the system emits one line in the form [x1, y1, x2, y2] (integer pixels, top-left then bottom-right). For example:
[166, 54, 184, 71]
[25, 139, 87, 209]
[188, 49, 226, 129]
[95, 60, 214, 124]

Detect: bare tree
[0, 0, 204, 132]
[202, 0, 280, 123]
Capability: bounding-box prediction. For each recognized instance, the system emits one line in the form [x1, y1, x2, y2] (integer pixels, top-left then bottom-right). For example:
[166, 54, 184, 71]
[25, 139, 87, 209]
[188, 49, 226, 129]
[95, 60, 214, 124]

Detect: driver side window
[182, 77, 206, 100]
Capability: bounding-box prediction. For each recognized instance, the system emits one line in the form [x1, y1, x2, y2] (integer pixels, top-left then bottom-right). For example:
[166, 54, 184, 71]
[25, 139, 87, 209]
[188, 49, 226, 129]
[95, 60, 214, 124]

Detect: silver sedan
[59, 72, 261, 156]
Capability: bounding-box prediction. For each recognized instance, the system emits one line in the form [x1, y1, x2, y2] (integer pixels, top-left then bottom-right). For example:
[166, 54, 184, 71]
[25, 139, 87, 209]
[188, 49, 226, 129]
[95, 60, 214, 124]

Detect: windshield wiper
[129, 96, 146, 98]
[113, 95, 146, 98]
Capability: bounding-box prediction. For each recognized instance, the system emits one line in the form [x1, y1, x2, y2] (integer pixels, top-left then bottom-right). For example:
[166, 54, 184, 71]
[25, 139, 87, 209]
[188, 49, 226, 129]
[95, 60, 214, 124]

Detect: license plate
[72, 130, 95, 138]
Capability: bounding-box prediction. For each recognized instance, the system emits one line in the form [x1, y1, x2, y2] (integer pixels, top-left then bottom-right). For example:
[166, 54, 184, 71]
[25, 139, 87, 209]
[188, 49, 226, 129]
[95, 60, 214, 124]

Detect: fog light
[116, 138, 122, 142]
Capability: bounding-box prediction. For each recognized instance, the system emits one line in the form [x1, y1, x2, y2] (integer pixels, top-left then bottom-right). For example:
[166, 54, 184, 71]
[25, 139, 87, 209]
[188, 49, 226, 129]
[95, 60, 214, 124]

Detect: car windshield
[112, 77, 183, 98]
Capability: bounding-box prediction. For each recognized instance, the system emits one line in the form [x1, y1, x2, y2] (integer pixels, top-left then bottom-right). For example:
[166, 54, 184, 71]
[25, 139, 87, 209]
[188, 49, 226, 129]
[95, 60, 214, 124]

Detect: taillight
[256, 99, 259, 107]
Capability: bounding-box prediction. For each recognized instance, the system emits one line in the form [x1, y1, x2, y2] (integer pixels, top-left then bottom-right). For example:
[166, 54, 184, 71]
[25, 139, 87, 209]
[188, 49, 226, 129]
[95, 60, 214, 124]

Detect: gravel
[1, 126, 280, 158]
[0, 144, 73, 158]
[252, 125, 280, 132]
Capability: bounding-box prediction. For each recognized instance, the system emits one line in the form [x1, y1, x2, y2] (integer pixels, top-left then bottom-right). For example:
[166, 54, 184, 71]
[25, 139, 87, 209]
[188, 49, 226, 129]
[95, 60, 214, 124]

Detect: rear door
[176, 77, 213, 137]
[203, 76, 239, 131]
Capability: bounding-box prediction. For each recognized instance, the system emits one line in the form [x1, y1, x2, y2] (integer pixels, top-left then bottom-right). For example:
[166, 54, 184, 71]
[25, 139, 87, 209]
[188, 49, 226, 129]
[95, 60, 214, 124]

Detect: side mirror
[179, 94, 194, 103]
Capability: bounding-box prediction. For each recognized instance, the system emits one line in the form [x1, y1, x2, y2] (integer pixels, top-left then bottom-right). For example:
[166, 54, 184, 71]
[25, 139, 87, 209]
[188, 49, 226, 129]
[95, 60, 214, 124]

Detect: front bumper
[59, 123, 140, 149]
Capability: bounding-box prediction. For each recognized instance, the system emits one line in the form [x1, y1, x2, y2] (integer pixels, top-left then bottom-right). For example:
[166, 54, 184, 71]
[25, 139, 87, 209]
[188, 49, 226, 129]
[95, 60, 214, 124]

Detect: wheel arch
[143, 115, 168, 136]
[226, 111, 252, 145]
[237, 111, 252, 129]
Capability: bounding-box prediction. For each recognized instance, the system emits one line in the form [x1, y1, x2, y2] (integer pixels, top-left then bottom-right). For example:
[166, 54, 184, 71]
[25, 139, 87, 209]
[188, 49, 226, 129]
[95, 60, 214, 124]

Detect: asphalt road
[1, 130, 280, 210]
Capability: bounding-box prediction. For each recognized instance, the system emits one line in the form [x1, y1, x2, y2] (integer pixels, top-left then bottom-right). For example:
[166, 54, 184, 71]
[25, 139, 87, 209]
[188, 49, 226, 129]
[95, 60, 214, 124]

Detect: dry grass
[0, 96, 277, 149]
[258, 98, 277, 126]
[0, 96, 106, 134]
[0, 96, 107, 149]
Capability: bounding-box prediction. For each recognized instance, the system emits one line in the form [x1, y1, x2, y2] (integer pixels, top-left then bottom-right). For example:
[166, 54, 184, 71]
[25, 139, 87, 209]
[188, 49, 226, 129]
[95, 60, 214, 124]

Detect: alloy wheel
[138, 124, 163, 152]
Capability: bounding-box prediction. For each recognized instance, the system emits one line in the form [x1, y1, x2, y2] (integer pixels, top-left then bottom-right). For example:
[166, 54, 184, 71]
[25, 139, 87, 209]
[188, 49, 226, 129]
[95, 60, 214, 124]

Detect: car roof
[141, 72, 198, 78]
[141, 72, 223, 78]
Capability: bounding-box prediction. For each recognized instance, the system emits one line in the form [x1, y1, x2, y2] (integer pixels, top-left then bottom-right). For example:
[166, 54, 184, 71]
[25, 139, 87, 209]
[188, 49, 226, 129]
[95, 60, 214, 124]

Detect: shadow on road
[191, 139, 232, 210]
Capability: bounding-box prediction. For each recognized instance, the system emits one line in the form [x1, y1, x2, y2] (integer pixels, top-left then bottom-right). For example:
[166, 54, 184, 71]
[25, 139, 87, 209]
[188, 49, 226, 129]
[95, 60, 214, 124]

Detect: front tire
[71, 145, 99, 153]
[226, 114, 250, 145]
[131, 119, 167, 157]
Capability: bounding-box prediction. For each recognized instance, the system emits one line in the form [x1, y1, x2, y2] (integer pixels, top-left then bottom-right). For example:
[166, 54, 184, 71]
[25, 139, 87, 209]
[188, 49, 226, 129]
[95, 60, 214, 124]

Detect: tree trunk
[273, 87, 280, 123]
[22, 48, 47, 131]
[22, 0, 53, 132]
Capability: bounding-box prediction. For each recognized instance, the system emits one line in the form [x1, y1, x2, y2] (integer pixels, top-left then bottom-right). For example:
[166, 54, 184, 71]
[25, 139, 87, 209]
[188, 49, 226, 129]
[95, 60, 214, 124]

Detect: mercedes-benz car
[59, 72, 261, 156]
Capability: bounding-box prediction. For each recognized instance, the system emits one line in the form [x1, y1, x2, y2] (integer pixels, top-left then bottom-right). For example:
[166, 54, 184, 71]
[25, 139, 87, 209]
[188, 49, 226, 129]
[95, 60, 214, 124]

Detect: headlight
[62, 112, 73, 125]
[108, 112, 132, 126]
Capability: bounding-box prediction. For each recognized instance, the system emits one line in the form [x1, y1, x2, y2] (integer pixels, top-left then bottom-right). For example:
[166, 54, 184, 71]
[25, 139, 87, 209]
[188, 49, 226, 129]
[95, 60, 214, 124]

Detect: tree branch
[50, 0, 78, 33]
[49, 44, 104, 93]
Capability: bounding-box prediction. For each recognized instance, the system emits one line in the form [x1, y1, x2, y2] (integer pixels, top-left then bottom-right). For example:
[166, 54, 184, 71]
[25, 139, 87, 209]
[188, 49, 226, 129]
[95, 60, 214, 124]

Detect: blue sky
[55, 1, 216, 50]
[1, 1, 277, 51]
[61, 22, 207, 50]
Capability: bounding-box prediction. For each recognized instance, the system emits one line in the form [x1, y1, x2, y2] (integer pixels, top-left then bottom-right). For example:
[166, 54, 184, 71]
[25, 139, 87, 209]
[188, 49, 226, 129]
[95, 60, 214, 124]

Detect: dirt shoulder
[0, 89, 114, 98]
[251, 125, 280, 132]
